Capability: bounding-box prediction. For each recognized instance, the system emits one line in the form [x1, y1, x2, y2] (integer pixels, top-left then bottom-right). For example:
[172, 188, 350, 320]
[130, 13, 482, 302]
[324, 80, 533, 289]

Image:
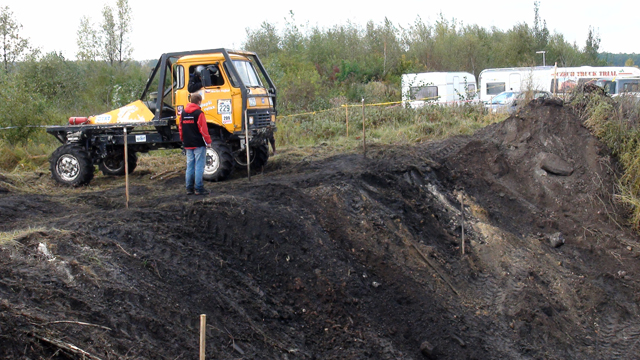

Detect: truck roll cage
[140, 48, 277, 127]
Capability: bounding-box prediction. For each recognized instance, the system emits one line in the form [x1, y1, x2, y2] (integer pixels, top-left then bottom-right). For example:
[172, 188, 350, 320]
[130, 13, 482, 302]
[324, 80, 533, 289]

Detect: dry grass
[0, 227, 67, 246]
[575, 90, 640, 230]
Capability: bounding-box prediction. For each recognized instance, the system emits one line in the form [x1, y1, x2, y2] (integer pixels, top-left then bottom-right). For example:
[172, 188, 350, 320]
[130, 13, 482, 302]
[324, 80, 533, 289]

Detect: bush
[576, 88, 640, 229]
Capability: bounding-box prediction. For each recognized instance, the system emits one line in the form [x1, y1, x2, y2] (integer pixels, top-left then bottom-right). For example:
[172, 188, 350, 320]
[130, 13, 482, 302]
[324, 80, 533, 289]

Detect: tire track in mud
[422, 136, 472, 165]
[595, 312, 640, 359]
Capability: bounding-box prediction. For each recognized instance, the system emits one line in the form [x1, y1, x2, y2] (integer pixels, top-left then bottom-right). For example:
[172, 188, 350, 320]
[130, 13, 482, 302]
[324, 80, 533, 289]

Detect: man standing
[178, 93, 211, 195]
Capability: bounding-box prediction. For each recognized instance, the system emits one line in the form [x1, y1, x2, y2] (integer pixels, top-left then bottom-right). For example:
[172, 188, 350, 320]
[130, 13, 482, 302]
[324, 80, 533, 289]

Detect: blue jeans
[185, 146, 206, 192]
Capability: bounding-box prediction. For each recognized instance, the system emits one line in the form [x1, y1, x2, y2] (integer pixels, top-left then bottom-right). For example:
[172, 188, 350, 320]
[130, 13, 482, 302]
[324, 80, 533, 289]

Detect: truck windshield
[233, 60, 263, 87]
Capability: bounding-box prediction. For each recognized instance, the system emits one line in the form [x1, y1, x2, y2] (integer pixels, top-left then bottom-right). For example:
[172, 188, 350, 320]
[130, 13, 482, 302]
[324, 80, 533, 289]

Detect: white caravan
[478, 66, 554, 102]
[401, 72, 477, 108]
[478, 66, 640, 102]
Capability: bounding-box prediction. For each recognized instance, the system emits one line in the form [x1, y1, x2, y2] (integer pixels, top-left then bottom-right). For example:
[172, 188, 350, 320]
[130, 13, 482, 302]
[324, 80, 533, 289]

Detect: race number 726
[218, 99, 232, 114]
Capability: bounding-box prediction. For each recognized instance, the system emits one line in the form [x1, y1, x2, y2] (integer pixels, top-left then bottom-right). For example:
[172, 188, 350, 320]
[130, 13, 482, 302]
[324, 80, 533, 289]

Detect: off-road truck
[47, 49, 277, 186]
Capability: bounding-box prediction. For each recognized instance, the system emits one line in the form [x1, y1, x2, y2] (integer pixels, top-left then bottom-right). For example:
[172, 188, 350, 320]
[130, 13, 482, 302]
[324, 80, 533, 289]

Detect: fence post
[345, 104, 349, 138]
[460, 193, 465, 256]
[361, 98, 366, 158]
[124, 127, 129, 209]
[244, 109, 251, 181]
[200, 314, 206, 360]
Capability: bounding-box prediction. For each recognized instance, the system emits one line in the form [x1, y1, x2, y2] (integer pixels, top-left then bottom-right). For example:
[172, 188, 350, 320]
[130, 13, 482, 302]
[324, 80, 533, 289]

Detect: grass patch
[0, 138, 57, 172]
[276, 103, 504, 148]
[574, 90, 640, 229]
[0, 227, 65, 246]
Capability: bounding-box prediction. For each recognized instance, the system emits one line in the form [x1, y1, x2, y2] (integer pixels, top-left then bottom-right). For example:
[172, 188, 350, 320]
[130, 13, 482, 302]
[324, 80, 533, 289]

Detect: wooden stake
[553, 62, 558, 97]
[244, 109, 251, 182]
[345, 104, 349, 138]
[361, 99, 366, 158]
[460, 194, 465, 256]
[124, 127, 129, 209]
[199, 314, 206, 360]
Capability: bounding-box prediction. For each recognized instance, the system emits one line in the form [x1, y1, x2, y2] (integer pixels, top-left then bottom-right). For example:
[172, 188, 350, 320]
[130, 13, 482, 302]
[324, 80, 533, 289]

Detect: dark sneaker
[186, 189, 194, 195]
[195, 189, 209, 195]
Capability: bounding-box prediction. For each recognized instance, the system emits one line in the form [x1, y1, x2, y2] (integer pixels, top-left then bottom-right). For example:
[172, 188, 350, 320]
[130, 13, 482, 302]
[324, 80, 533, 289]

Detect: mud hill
[2, 100, 640, 359]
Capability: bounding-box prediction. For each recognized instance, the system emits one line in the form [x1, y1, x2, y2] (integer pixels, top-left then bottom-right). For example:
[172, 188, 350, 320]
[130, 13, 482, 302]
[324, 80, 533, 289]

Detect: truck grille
[249, 110, 273, 129]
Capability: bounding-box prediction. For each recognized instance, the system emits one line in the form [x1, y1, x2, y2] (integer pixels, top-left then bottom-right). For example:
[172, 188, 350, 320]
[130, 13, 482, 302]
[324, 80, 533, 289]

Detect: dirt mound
[443, 99, 615, 236]
[2, 102, 640, 359]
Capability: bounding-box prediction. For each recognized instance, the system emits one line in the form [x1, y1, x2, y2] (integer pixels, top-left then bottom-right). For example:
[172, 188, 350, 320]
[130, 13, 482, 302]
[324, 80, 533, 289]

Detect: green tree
[77, 16, 100, 61]
[245, 21, 281, 58]
[585, 26, 602, 65]
[114, 0, 133, 63]
[533, 1, 549, 52]
[0, 6, 29, 73]
[625, 58, 635, 67]
[100, 4, 117, 65]
[77, 0, 132, 65]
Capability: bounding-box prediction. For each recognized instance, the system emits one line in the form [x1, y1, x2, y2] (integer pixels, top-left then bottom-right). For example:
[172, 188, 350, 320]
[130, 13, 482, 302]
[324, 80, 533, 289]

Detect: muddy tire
[99, 151, 137, 176]
[233, 144, 269, 169]
[49, 144, 94, 187]
[203, 141, 234, 182]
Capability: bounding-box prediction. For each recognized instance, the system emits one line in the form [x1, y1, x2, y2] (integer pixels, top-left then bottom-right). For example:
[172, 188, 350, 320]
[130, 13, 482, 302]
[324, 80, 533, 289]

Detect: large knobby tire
[203, 141, 234, 182]
[233, 144, 269, 169]
[99, 151, 138, 176]
[49, 144, 94, 187]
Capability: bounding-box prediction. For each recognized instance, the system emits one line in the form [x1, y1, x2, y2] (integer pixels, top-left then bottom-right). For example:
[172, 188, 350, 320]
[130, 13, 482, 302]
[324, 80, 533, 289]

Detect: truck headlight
[249, 98, 256, 107]
[249, 116, 254, 125]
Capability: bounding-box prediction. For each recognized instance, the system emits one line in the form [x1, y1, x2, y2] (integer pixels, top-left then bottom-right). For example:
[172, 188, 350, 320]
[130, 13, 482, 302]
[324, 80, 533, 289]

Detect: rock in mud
[539, 152, 573, 176]
[420, 340, 437, 359]
[548, 232, 565, 248]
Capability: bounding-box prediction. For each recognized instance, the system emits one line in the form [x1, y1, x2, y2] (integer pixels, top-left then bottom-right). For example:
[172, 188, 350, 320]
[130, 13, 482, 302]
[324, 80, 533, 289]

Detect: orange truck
[47, 49, 277, 186]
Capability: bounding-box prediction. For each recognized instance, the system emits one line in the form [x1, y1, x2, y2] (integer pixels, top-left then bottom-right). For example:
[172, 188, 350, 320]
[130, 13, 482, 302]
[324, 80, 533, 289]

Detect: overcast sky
[6, 0, 638, 61]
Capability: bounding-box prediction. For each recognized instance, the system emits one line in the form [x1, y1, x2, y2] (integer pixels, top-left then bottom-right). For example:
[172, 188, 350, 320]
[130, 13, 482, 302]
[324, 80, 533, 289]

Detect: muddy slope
[1, 101, 640, 359]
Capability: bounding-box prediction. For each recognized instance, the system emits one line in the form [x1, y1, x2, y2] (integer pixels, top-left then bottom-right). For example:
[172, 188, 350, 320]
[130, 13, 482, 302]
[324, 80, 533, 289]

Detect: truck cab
[173, 53, 276, 137]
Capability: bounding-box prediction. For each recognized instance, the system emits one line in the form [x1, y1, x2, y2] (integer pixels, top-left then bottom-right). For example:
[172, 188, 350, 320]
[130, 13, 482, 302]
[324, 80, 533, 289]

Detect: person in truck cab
[188, 66, 204, 93]
[188, 64, 223, 93]
[178, 93, 212, 195]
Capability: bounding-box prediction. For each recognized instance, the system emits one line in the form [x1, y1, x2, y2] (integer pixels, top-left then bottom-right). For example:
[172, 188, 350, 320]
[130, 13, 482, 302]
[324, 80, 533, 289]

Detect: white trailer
[478, 66, 553, 102]
[478, 66, 640, 102]
[401, 72, 477, 108]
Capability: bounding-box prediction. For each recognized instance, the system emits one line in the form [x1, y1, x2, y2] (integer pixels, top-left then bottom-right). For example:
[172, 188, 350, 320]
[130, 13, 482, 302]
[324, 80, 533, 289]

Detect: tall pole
[536, 50, 546, 66]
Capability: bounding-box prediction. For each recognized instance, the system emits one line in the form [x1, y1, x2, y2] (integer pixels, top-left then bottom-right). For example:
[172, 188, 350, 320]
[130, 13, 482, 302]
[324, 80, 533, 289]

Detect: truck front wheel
[233, 144, 269, 169]
[49, 144, 94, 187]
[203, 141, 234, 182]
[99, 151, 138, 176]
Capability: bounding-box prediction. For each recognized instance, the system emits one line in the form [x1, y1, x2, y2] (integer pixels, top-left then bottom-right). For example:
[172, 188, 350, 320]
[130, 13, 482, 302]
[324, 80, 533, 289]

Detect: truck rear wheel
[49, 144, 94, 187]
[203, 141, 234, 182]
[233, 144, 269, 169]
[99, 151, 138, 176]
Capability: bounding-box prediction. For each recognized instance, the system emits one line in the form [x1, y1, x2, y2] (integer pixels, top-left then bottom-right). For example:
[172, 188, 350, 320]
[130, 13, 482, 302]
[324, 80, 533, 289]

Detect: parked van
[401, 72, 477, 108]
